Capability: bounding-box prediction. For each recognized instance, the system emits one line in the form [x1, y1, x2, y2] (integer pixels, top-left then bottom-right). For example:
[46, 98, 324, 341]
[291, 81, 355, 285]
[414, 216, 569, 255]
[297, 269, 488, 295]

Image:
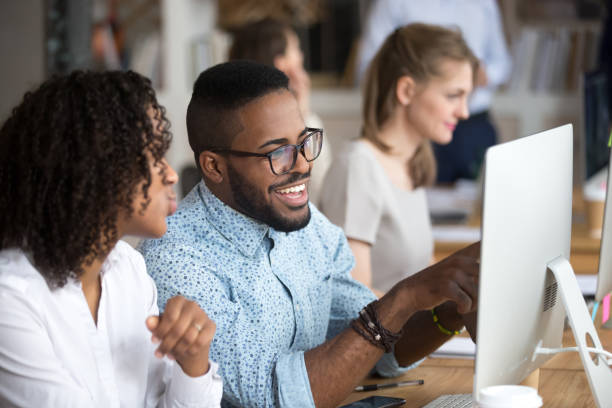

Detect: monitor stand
[547, 256, 612, 407]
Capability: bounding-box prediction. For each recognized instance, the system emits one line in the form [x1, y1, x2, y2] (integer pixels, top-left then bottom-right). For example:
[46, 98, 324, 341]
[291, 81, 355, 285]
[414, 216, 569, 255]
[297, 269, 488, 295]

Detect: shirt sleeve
[325, 227, 376, 339]
[139, 258, 223, 408]
[320, 147, 384, 245]
[356, 0, 404, 82]
[153, 362, 223, 408]
[142, 240, 314, 408]
[481, 0, 512, 89]
[323, 228, 419, 378]
[0, 283, 94, 407]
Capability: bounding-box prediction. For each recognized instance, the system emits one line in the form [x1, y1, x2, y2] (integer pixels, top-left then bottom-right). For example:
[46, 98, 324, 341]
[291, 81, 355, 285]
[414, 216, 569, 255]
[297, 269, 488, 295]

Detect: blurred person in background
[320, 24, 479, 293]
[229, 18, 332, 205]
[357, 0, 512, 182]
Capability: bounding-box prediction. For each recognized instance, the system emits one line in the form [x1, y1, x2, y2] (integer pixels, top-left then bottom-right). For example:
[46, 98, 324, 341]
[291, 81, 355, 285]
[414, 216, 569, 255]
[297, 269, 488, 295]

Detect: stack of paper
[576, 274, 597, 297]
[431, 226, 481, 243]
[430, 337, 476, 359]
[426, 180, 479, 224]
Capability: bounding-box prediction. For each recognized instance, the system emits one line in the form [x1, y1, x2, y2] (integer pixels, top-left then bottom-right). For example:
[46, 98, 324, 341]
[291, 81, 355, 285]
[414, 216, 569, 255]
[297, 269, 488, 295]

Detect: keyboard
[422, 393, 473, 408]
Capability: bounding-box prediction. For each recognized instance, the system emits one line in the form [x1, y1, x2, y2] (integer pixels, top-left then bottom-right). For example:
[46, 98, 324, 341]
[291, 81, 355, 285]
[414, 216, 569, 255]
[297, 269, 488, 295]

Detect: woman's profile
[0, 70, 222, 407]
[320, 23, 478, 294]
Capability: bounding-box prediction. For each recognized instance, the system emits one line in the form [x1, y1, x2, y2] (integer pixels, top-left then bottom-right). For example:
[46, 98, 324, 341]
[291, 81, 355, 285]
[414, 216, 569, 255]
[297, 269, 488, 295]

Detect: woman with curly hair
[0, 70, 222, 407]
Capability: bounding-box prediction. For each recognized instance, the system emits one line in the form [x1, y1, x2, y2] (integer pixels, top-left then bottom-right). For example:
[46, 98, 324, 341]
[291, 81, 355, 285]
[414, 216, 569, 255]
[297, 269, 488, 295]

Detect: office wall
[0, 1, 45, 122]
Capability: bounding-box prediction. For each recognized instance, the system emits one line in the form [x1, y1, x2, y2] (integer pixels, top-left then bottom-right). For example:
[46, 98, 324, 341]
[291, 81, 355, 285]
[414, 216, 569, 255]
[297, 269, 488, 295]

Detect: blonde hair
[362, 23, 479, 187]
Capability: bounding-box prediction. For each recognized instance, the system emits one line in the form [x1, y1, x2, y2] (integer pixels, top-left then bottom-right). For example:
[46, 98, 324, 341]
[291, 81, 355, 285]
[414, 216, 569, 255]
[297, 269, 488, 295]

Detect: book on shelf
[506, 24, 601, 94]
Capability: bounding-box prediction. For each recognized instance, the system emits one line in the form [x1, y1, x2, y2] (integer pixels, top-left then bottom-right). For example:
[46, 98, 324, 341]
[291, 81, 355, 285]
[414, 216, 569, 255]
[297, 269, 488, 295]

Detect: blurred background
[0, 0, 608, 195]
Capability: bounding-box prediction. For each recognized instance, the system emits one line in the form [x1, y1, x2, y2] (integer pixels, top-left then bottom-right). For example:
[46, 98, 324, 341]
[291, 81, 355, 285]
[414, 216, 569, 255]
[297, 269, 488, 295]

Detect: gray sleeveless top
[319, 140, 433, 292]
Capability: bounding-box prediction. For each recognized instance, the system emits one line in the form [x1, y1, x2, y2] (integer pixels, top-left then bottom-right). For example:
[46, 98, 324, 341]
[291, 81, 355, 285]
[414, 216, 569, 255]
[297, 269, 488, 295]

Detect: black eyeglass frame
[207, 127, 323, 175]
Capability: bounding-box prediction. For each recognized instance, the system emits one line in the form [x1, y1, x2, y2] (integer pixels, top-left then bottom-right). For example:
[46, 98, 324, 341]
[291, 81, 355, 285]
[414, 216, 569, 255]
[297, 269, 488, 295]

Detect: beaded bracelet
[431, 307, 463, 336]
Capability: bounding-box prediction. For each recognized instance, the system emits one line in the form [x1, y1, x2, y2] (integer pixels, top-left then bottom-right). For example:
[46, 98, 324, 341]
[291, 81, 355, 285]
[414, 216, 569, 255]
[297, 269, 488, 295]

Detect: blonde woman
[320, 23, 478, 293]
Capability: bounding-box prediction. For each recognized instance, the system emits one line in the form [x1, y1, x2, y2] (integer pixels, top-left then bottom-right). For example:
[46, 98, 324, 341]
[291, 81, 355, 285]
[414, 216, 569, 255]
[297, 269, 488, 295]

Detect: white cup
[477, 385, 543, 408]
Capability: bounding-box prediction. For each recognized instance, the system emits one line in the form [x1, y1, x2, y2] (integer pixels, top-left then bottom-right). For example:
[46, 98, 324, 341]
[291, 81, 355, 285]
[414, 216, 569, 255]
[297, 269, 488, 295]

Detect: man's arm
[347, 238, 374, 289]
[304, 242, 479, 408]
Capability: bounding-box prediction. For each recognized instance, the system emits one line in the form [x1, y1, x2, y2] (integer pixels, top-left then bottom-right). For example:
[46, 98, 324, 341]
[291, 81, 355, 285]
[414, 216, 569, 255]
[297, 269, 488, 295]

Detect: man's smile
[274, 182, 308, 207]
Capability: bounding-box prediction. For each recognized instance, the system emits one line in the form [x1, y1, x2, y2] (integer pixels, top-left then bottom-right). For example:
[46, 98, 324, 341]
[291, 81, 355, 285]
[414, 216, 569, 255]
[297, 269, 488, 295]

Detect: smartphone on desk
[340, 395, 406, 408]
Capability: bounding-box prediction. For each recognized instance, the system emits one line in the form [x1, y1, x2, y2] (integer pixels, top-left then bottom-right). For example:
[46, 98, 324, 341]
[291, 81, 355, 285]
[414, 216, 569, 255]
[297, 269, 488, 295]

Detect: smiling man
[139, 61, 479, 408]
[206, 102, 316, 232]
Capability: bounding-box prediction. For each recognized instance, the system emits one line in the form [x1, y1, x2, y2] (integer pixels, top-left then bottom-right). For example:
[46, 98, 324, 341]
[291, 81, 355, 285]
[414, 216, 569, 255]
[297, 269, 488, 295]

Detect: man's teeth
[277, 184, 306, 194]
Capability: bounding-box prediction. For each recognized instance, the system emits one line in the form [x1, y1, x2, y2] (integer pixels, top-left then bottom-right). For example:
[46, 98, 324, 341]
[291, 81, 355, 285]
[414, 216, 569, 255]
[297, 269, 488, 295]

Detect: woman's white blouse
[0, 241, 222, 407]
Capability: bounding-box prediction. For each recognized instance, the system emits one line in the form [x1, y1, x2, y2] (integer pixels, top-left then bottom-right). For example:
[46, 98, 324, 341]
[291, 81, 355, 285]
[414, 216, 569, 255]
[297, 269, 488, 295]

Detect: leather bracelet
[351, 301, 402, 353]
[362, 302, 402, 342]
[431, 307, 463, 336]
[350, 319, 387, 351]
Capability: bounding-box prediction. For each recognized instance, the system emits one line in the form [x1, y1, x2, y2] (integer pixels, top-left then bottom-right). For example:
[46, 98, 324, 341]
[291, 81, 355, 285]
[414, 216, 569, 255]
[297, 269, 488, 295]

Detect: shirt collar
[196, 181, 270, 257]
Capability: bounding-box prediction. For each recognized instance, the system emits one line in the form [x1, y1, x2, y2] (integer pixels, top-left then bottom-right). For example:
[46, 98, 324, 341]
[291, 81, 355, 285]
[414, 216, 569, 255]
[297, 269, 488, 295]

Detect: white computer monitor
[425, 125, 612, 407]
[595, 148, 612, 302]
[471, 124, 612, 407]
[473, 124, 572, 400]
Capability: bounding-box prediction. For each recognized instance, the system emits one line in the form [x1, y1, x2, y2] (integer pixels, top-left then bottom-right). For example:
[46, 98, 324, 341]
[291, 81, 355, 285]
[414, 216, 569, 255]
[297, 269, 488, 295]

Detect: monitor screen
[596, 147, 612, 302]
[584, 70, 610, 180]
[473, 124, 573, 399]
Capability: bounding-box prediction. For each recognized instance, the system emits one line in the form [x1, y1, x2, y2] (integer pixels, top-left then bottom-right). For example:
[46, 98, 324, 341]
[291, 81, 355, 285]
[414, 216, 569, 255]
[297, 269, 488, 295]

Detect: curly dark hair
[0, 70, 171, 287]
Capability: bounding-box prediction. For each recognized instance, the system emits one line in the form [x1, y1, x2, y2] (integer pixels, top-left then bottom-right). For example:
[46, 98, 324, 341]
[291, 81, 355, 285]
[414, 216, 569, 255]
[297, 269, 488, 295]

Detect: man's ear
[273, 54, 288, 73]
[396, 76, 416, 106]
[199, 151, 226, 184]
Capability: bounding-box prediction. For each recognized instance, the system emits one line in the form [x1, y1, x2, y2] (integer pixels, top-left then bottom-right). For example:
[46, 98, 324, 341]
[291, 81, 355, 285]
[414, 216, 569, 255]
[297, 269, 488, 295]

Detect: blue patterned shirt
[139, 181, 413, 407]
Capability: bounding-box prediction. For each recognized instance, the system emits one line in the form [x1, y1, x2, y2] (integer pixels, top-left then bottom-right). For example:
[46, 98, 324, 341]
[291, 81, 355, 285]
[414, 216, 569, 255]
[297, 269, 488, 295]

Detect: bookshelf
[492, 0, 604, 182]
[495, 19, 602, 137]
[125, 0, 604, 186]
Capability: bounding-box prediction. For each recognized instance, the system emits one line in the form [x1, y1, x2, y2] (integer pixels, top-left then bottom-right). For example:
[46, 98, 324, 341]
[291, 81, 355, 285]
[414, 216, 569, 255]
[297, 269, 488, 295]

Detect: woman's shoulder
[0, 249, 52, 310]
[0, 248, 41, 281]
[327, 139, 381, 177]
[106, 240, 145, 267]
[319, 139, 388, 213]
[110, 239, 142, 258]
[339, 139, 377, 160]
[103, 241, 151, 286]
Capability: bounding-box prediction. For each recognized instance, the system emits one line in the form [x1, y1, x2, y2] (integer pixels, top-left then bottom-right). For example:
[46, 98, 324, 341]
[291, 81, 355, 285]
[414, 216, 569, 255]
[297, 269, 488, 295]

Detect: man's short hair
[187, 60, 290, 170]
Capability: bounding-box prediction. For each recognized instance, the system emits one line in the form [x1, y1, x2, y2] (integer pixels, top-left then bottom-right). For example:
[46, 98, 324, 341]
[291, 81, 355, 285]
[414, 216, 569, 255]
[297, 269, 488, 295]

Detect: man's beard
[227, 163, 311, 232]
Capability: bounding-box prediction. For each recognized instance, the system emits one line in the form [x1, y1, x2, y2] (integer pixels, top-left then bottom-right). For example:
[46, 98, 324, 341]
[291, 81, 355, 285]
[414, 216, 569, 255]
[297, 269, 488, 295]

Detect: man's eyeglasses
[208, 128, 323, 175]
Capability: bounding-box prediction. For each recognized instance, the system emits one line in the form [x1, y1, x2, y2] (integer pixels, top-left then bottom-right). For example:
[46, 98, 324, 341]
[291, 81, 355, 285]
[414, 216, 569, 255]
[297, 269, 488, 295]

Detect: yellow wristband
[431, 308, 462, 336]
